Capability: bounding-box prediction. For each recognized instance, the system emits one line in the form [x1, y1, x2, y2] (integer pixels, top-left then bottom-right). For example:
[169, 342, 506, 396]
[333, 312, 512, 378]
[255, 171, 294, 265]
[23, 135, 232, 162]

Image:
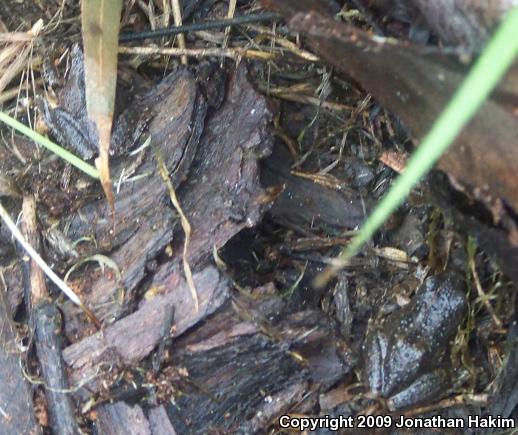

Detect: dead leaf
[81, 0, 123, 211]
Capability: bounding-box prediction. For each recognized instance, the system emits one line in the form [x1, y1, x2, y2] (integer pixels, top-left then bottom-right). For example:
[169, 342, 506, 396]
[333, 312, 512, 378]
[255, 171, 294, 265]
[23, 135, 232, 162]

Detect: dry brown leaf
[81, 0, 123, 211]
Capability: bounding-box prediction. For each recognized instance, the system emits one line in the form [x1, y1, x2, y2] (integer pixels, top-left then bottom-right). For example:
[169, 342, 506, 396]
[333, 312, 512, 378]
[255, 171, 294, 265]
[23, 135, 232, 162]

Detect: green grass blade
[317, 7, 518, 285]
[0, 110, 99, 179]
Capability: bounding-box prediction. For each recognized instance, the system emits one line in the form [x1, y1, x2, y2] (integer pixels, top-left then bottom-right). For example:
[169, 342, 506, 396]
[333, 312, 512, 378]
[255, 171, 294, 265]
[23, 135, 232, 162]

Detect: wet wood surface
[1, 56, 282, 431]
[63, 266, 229, 400]
[157, 291, 349, 433]
[96, 402, 151, 435]
[21, 195, 79, 435]
[58, 66, 273, 341]
[56, 64, 275, 407]
[34, 304, 78, 435]
[261, 0, 518, 212]
[262, 143, 371, 231]
[60, 68, 207, 329]
[0, 288, 40, 435]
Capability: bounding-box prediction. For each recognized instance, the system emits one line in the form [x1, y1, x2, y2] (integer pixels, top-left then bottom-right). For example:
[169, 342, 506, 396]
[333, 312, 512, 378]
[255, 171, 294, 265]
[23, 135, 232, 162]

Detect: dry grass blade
[155, 150, 199, 312]
[0, 20, 43, 94]
[248, 24, 319, 62]
[64, 254, 122, 284]
[467, 237, 502, 329]
[265, 85, 351, 111]
[81, 0, 124, 211]
[171, 0, 187, 65]
[119, 45, 275, 60]
[0, 201, 101, 328]
[0, 33, 34, 42]
[222, 0, 237, 53]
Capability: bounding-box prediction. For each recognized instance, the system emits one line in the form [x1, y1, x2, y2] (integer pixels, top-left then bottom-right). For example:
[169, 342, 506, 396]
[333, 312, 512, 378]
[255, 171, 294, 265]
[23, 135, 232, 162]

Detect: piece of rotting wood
[21, 196, 78, 435]
[261, 0, 518, 212]
[261, 144, 371, 231]
[62, 266, 229, 400]
[34, 304, 78, 435]
[148, 406, 178, 435]
[57, 68, 206, 331]
[0, 285, 40, 435]
[96, 402, 151, 435]
[165, 295, 350, 433]
[58, 66, 272, 335]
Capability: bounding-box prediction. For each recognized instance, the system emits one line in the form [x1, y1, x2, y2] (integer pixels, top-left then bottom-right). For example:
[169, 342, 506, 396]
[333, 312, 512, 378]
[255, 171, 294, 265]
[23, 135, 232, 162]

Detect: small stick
[222, 0, 237, 65]
[119, 45, 275, 61]
[248, 24, 319, 61]
[171, 0, 187, 65]
[20, 196, 47, 332]
[21, 196, 79, 435]
[34, 304, 79, 435]
[0, 200, 101, 328]
[265, 88, 352, 112]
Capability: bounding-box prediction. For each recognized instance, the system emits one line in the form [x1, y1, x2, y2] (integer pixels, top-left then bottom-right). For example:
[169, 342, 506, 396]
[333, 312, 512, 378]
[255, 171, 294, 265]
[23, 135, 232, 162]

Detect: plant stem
[0, 111, 99, 179]
[316, 7, 518, 286]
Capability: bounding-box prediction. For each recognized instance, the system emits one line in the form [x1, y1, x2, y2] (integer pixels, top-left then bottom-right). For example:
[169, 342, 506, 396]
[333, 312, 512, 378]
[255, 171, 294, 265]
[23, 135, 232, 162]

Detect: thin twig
[21, 195, 79, 435]
[222, 0, 237, 57]
[171, 0, 187, 65]
[265, 86, 352, 112]
[402, 393, 488, 417]
[248, 24, 319, 62]
[273, 115, 298, 158]
[0, 200, 101, 328]
[119, 45, 275, 60]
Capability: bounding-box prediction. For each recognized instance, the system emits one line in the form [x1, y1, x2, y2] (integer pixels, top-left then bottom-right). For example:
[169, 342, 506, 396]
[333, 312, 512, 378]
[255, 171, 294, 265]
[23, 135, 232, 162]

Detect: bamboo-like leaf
[81, 0, 123, 211]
